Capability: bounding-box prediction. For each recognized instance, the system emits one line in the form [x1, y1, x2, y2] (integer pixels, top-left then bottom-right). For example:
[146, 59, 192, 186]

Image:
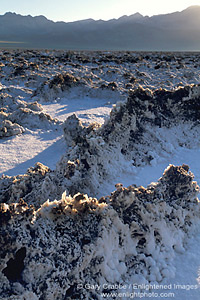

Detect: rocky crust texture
[34, 70, 124, 102]
[1, 84, 200, 206]
[57, 84, 200, 195]
[1, 49, 200, 134]
[0, 120, 25, 138]
[0, 90, 60, 137]
[1, 56, 200, 299]
[0, 164, 199, 300]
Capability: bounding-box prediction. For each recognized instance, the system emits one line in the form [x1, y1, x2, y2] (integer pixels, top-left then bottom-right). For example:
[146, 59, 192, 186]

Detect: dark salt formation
[0, 165, 199, 299]
[48, 73, 81, 90]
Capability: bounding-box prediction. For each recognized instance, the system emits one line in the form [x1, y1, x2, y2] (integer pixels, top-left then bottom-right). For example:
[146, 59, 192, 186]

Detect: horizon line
[1, 5, 200, 24]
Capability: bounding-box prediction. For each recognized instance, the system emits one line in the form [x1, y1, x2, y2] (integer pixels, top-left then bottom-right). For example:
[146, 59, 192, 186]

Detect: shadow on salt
[0, 138, 66, 177]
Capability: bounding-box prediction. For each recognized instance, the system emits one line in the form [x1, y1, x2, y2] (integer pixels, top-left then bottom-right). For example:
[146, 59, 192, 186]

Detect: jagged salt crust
[1, 49, 200, 135]
[1, 51, 200, 299]
[0, 165, 199, 299]
[1, 84, 200, 206]
[57, 84, 200, 195]
[0, 91, 60, 137]
[34, 71, 125, 102]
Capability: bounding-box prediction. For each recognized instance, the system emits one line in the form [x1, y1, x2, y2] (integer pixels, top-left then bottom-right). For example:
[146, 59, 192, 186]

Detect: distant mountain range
[1, 6, 200, 51]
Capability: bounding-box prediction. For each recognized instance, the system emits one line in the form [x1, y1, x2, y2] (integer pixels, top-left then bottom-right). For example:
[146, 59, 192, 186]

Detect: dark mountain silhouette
[0, 6, 200, 51]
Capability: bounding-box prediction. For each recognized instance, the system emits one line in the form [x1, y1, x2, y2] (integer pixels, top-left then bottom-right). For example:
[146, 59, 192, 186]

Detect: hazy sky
[1, 0, 200, 22]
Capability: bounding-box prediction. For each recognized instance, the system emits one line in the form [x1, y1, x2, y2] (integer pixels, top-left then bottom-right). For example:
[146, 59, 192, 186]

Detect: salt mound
[0, 91, 60, 135]
[0, 120, 25, 138]
[34, 72, 85, 102]
[0, 165, 199, 299]
[34, 71, 125, 102]
[0, 163, 51, 207]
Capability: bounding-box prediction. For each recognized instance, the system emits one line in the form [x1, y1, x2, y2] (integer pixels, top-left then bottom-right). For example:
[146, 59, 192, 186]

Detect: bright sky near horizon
[1, 0, 200, 22]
